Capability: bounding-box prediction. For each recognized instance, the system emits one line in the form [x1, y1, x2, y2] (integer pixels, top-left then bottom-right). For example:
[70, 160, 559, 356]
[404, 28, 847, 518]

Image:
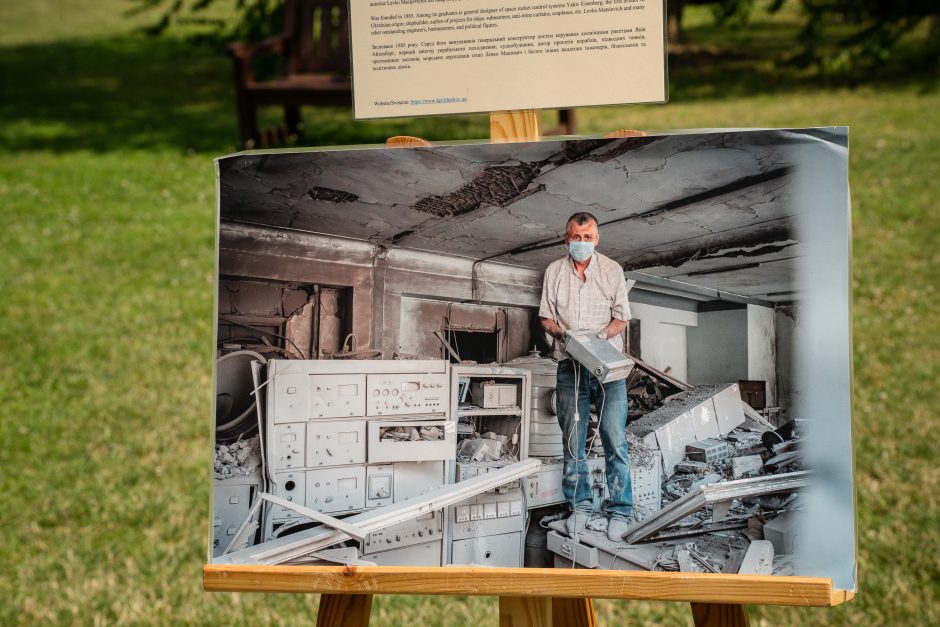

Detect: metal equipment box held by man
[563, 329, 636, 383]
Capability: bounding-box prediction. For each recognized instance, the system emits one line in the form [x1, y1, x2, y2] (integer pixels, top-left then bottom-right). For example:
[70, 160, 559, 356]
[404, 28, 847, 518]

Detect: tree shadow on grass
[0, 36, 240, 153]
[0, 35, 490, 154]
[0, 28, 933, 155]
[668, 17, 939, 101]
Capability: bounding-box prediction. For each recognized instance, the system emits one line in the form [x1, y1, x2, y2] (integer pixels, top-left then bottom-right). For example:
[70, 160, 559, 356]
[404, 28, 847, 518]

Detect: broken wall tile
[732, 455, 764, 479]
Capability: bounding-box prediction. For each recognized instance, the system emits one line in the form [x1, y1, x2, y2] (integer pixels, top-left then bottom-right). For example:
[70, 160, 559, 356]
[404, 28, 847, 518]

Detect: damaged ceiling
[219, 131, 806, 303]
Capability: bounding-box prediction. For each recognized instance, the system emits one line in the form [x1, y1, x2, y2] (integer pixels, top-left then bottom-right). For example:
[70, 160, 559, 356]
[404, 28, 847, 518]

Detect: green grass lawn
[0, 1, 937, 624]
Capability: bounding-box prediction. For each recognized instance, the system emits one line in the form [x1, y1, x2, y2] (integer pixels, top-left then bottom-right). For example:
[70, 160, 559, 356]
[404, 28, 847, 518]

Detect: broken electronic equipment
[563, 329, 636, 383]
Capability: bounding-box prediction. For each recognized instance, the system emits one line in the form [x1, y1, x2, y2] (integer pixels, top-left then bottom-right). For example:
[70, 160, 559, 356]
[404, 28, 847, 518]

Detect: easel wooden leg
[551, 597, 597, 627]
[316, 593, 373, 627]
[499, 596, 552, 627]
[690, 602, 751, 627]
[497, 597, 596, 627]
[490, 110, 542, 143]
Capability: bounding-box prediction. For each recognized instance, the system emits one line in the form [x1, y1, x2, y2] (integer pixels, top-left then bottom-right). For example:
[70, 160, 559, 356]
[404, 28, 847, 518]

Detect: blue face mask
[568, 240, 595, 262]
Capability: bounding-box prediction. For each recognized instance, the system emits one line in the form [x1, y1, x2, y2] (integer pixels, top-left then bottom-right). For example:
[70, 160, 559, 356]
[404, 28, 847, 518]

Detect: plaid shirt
[538, 251, 632, 360]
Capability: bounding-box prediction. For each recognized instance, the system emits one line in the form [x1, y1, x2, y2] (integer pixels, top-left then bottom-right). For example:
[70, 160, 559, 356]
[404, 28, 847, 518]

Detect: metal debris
[764, 449, 802, 471]
[214, 435, 261, 479]
[622, 471, 811, 544]
[677, 460, 712, 476]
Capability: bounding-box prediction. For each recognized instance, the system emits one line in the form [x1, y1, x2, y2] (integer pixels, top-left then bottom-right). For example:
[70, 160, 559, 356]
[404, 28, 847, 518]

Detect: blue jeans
[556, 359, 633, 520]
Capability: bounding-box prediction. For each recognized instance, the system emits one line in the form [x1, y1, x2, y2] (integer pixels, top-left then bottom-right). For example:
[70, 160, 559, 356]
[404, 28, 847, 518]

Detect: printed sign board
[349, 0, 668, 118]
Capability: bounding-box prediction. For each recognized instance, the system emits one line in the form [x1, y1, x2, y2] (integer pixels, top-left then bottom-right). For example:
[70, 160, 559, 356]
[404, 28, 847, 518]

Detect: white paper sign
[349, 0, 667, 119]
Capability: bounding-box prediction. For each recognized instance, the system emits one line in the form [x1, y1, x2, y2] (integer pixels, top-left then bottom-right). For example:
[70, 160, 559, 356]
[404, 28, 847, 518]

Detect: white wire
[609, 542, 632, 569]
[565, 363, 584, 568]
[595, 383, 606, 457]
[564, 361, 609, 568]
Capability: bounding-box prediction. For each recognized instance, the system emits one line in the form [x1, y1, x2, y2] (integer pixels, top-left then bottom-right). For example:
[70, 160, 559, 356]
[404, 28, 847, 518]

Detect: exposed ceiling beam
[624, 271, 776, 307]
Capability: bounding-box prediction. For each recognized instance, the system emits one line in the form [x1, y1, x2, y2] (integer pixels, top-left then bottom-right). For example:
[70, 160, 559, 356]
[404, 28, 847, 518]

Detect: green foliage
[711, 0, 758, 28]
[678, 1, 937, 72]
[792, 0, 940, 71]
[128, 0, 284, 43]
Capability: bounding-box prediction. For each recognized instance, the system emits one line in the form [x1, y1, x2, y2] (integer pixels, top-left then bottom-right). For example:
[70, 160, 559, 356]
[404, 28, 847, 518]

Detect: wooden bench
[227, 0, 576, 148]
[227, 0, 352, 148]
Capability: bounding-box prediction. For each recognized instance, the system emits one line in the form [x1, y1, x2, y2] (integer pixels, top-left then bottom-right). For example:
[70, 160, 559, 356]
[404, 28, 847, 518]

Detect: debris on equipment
[380, 425, 444, 441]
[214, 435, 261, 479]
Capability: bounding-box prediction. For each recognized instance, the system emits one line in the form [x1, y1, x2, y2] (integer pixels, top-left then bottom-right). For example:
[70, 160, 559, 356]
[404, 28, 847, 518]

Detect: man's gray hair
[566, 211, 599, 233]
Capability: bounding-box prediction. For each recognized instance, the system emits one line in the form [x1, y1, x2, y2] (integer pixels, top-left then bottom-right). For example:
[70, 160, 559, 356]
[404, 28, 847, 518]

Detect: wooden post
[552, 598, 597, 627]
[316, 593, 374, 627]
[490, 109, 542, 143]
[499, 596, 552, 627]
[691, 602, 751, 627]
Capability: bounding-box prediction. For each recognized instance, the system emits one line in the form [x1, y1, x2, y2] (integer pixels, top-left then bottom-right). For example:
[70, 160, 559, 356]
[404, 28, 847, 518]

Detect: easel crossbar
[203, 565, 854, 607]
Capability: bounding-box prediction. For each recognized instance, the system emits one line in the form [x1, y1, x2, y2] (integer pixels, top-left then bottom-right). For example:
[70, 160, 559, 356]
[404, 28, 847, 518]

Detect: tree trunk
[668, 1, 685, 43]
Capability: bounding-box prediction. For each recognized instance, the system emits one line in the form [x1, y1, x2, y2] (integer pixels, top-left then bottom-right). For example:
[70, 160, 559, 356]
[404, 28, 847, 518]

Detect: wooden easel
[204, 564, 854, 626]
[205, 109, 854, 625]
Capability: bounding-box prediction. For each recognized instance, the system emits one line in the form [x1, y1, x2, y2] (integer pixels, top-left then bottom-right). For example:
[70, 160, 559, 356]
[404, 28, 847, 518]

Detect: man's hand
[539, 316, 566, 340]
[597, 319, 628, 340]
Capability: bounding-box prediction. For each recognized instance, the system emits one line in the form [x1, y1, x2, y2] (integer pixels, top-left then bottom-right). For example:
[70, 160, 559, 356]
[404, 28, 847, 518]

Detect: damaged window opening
[216, 277, 325, 359]
[448, 330, 499, 365]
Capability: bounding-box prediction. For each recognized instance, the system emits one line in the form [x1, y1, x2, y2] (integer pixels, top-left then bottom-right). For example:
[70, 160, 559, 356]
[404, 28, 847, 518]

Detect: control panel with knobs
[366, 373, 449, 416]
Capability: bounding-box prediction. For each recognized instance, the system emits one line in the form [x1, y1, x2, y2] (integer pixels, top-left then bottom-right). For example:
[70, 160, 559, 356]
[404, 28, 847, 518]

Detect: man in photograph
[538, 211, 634, 542]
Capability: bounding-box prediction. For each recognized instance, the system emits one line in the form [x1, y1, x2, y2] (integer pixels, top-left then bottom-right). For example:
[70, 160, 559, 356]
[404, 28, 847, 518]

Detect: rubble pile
[660, 424, 802, 505]
[214, 435, 261, 479]
[456, 432, 520, 463]
[638, 410, 803, 573]
[625, 364, 685, 419]
[548, 378, 806, 576]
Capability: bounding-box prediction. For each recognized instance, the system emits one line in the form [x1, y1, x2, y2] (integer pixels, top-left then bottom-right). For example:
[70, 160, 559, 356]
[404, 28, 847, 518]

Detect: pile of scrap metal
[546, 364, 806, 576]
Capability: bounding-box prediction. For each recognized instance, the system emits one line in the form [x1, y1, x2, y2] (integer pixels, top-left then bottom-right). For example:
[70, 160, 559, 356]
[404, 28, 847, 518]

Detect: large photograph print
[210, 128, 854, 588]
